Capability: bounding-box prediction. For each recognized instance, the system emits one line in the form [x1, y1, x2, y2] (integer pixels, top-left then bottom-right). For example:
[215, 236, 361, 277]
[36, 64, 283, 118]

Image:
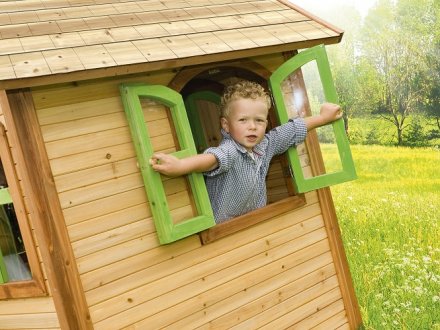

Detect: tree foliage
[325, 0, 439, 146]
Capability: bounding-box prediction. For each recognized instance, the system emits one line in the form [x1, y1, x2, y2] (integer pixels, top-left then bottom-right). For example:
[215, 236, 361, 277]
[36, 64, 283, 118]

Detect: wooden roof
[0, 0, 343, 89]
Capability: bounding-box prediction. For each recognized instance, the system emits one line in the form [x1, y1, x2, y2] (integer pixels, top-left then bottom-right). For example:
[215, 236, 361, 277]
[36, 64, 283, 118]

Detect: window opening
[0, 161, 31, 283]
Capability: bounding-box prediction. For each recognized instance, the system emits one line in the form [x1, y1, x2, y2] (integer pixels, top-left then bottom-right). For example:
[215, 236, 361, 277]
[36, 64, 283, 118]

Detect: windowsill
[0, 278, 47, 299]
[199, 194, 306, 244]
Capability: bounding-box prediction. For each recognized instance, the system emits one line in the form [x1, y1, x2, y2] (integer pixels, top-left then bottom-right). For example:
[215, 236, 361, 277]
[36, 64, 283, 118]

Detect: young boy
[150, 80, 342, 223]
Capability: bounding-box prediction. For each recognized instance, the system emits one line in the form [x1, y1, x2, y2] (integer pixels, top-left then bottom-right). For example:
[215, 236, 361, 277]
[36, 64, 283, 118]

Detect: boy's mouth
[246, 135, 258, 142]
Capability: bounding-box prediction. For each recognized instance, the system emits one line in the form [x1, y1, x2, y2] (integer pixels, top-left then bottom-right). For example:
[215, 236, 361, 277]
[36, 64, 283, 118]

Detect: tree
[423, 0, 440, 132]
[359, 0, 432, 145]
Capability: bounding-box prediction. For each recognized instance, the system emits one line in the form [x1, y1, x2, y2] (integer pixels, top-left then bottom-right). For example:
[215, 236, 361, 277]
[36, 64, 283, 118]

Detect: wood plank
[186, 18, 220, 33]
[40, 111, 127, 141]
[0, 56, 16, 80]
[77, 233, 160, 274]
[264, 24, 306, 43]
[74, 45, 117, 69]
[83, 16, 117, 29]
[49, 32, 86, 48]
[54, 158, 138, 193]
[28, 21, 62, 35]
[58, 172, 144, 209]
[0, 38, 23, 55]
[57, 18, 88, 33]
[89, 223, 328, 324]
[291, 299, 346, 329]
[72, 218, 151, 258]
[9, 11, 38, 24]
[31, 70, 176, 109]
[68, 202, 153, 242]
[9, 52, 51, 78]
[132, 38, 177, 61]
[92, 235, 331, 329]
[0, 297, 56, 314]
[80, 234, 201, 292]
[107, 26, 142, 42]
[160, 20, 195, 35]
[85, 204, 323, 302]
[63, 187, 148, 226]
[0, 313, 59, 329]
[20, 35, 55, 52]
[189, 265, 337, 329]
[152, 248, 335, 329]
[45, 126, 132, 159]
[133, 24, 170, 40]
[287, 21, 331, 40]
[250, 287, 342, 329]
[79, 29, 115, 45]
[37, 96, 123, 125]
[0, 23, 32, 38]
[45, 116, 170, 158]
[49, 142, 136, 176]
[160, 35, 205, 58]
[104, 41, 146, 65]
[311, 310, 348, 330]
[336, 322, 351, 330]
[188, 32, 232, 54]
[43, 48, 85, 74]
[239, 25, 283, 47]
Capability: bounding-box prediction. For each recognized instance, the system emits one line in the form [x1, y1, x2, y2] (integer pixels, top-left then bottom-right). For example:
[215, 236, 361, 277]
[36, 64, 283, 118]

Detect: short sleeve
[203, 142, 238, 177]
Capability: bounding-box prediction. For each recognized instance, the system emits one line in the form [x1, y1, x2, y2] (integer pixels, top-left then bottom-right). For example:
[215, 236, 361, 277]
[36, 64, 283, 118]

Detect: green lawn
[327, 144, 440, 329]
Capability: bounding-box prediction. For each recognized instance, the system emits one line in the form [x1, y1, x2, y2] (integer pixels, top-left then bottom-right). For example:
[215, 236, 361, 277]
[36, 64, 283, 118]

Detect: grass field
[325, 144, 439, 329]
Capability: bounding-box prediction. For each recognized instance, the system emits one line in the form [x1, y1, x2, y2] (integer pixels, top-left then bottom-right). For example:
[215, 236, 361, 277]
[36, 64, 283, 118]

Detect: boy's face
[221, 98, 268, 152]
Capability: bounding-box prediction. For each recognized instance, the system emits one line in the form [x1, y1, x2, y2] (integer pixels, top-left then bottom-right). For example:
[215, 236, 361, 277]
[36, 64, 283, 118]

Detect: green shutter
[184, 90, 221, 152]
[120, 84, 215, 244]
[269, 44, 357, 193]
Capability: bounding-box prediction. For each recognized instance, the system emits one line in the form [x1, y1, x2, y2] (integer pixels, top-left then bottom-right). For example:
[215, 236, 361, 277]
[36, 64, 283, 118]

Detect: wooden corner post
[3, 89, 93, 329]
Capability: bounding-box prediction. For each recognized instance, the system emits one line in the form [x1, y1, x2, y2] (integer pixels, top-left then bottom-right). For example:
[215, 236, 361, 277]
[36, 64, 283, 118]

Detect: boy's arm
[304, 102, 343, 131]
[150, 152, 218, 177]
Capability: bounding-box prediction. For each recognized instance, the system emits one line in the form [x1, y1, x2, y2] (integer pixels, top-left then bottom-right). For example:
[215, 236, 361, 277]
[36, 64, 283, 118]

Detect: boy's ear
[220, 117, 229, 132]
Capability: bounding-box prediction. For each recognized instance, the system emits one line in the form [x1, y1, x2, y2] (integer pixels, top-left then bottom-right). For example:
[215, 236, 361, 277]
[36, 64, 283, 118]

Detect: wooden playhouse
[0, 0, 362, 329]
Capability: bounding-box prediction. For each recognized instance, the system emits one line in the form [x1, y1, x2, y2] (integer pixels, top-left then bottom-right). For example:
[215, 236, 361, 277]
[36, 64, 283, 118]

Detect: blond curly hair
[220, 80, 271, 118]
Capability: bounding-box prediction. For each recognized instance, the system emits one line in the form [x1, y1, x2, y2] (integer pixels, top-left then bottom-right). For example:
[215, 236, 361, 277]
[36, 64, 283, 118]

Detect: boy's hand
[305, 102, 343, 131]
[150, 153, 185, 177]
[319, 102, 343, 124]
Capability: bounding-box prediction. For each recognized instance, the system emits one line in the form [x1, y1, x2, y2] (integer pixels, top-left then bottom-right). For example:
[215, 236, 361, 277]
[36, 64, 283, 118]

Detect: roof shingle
[0, 0, 343, 88]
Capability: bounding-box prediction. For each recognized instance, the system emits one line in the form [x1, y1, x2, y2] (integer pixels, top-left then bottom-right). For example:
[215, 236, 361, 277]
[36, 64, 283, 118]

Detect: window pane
[280, 60, 343, 176]
[0, 163, 31, 282]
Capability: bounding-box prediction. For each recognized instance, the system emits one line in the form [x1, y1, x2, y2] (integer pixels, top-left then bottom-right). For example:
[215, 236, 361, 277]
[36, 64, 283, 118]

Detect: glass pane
[280, 60, 343, 176]
[0, 163, 31, 282]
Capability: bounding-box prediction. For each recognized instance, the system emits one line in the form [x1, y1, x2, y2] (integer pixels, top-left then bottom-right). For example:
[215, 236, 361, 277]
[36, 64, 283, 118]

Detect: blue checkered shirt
[203, 118, 307, 223]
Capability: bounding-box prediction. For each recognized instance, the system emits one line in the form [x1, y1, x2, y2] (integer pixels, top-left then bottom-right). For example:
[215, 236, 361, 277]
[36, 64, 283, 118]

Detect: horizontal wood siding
[0, 297, 60, 329]
[30, 64, 350, 328]
[0, 95, 59, 328]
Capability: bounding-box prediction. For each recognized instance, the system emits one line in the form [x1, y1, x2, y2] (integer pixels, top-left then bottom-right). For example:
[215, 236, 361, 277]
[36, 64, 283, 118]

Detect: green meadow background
[324, 144, 439, 329]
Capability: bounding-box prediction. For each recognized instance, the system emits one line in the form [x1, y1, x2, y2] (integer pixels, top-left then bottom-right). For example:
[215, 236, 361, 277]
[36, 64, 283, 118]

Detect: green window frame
[120, 84, 215, 244]
[184, 90, 221, 152]
[269, 44, 357, 193]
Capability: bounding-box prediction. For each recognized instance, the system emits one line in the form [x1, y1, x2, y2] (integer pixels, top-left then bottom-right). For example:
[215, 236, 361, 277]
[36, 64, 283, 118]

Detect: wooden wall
[0, 100, 60, 328]
[0, 54, 357, 329]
